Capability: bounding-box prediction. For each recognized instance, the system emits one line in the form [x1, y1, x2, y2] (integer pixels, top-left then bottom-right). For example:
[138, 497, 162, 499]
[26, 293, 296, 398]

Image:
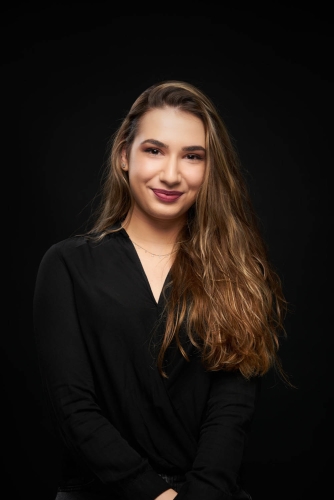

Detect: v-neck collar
[119, 224, 172, 307]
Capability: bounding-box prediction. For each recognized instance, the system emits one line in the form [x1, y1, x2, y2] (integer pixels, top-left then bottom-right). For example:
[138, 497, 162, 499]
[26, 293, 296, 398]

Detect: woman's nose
[159, 156, 181, 185]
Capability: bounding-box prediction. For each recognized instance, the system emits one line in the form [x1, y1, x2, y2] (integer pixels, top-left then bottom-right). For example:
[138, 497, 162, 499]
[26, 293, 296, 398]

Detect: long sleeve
[33, 243, 170, 499]
[175, 370, 260, 500]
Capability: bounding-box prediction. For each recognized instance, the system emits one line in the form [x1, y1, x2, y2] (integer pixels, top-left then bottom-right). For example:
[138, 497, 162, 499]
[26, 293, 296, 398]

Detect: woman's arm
[176, 370, 261, 500]
[33, 243, 170, 500]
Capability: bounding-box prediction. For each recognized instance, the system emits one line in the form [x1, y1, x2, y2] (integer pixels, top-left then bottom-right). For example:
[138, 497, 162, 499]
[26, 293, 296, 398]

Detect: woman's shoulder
[40, 223, 124, 264]
[41, 234, 90, 259]
[35, 236, 86, 277]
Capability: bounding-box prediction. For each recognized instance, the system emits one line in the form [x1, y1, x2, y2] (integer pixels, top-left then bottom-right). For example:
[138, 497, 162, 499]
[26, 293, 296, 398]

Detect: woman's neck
[122, 210, 184, 252]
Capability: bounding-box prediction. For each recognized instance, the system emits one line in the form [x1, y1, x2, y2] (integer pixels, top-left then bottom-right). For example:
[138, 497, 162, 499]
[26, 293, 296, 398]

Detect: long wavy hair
[87, 80, 289, 382]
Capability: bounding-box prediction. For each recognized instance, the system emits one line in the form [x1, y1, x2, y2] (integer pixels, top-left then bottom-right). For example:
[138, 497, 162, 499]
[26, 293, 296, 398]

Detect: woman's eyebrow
[140, 139, 168, 148]
[140, 139, 206, 152]
[182, 145, 206, 152]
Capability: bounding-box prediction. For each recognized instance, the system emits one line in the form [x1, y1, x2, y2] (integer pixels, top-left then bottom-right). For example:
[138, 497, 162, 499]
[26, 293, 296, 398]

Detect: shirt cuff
[118, 467, 171, 500]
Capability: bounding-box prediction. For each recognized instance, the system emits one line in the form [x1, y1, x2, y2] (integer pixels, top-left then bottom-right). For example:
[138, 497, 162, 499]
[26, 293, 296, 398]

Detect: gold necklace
[131, 239, 178, 257]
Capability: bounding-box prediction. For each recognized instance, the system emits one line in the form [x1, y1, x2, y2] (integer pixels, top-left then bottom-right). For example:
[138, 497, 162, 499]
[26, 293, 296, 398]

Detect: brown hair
[88, 80, 289, 382]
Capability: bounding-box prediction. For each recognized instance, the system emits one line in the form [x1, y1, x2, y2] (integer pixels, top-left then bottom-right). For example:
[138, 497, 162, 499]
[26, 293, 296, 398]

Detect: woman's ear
[121, 150, 128, 171]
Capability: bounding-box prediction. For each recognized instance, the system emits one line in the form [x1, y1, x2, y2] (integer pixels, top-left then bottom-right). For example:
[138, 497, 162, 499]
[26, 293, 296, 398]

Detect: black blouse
[33, 224, 261, 500]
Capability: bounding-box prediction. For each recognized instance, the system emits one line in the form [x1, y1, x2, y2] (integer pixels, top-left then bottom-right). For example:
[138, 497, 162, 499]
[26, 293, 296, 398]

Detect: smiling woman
[122, 107, 206, 228]
[33, 80, 290, 500]
[119, 107, 207, 303]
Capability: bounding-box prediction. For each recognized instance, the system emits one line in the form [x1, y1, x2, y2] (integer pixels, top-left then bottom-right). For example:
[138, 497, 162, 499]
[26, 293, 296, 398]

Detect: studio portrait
[5, 6, 331, 500]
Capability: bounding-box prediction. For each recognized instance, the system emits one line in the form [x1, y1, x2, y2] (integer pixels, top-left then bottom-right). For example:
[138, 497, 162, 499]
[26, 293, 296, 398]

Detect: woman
[33, 80, 288, 500]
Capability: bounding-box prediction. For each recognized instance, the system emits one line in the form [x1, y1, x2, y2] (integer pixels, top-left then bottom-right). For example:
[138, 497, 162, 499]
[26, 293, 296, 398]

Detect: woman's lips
[152, 189, 183, 202]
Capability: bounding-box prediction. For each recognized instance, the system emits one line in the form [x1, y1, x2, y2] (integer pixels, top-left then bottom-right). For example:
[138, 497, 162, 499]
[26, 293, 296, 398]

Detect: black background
[4, 3, 332, 499]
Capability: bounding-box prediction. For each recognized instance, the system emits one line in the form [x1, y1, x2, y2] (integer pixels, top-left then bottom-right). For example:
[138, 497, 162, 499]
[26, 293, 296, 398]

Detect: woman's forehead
[134, 107, 206, 147]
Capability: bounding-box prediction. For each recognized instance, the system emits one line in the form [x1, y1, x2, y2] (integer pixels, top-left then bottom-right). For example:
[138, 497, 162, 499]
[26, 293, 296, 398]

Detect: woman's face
[123, 106, 206, 225]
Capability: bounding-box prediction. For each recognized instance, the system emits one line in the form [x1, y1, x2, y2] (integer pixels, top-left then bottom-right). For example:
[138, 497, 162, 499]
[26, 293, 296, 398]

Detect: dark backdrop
[4, 4, 332, 499]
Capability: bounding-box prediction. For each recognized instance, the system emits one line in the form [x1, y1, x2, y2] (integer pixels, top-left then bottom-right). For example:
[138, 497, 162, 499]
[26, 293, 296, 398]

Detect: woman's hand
[155, 488, 178, 499]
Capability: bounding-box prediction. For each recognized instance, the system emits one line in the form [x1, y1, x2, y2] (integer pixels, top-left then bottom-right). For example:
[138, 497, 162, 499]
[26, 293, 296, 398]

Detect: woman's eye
[186, 154, 203, 161]
[145, 148, 161, 155]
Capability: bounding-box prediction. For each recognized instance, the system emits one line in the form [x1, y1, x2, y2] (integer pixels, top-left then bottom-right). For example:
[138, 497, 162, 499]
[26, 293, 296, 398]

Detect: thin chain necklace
[131, 239, 178, 258]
